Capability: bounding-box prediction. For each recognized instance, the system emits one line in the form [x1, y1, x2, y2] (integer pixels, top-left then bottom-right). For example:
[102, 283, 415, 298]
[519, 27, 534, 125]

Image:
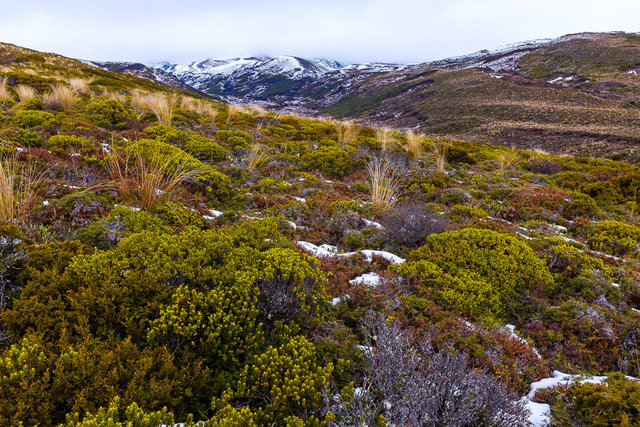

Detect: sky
[1, 0, 639, 64]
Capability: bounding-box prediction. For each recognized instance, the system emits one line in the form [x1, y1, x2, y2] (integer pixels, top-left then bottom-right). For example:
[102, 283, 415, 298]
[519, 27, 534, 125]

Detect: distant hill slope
[112, 32, 640, 162]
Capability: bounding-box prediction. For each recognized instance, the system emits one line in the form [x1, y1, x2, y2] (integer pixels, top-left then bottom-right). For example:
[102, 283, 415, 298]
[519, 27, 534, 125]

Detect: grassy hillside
[323, 33, 640, 163]
[0, 44, 640, 425]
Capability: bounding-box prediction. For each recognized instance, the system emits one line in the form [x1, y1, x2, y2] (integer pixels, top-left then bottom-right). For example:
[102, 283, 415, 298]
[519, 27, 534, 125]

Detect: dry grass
[0, 155, 44, 224]
[367, 155, 401, 209]
[43, 84, 76, 110]
[433, 140, 450, 173]
[497, 152, 516, 176]
[375, 127, 393, 151]
[15, 85, 36, 101]
[226, 104, 247, 123]
[246, 144, 267, 171]
[105, 91, 126, 103]
[405, 130, 424, 160]
[69, 77, 91, 94]
[105, 147, 200, 212]
[336, 121, 359, 145]
[0, 77, 9, 99]
[144, 92, 178, 126]
[180, 96, 219, 122]
[433, 141, 451, 173]
[248, 105, 268, 117]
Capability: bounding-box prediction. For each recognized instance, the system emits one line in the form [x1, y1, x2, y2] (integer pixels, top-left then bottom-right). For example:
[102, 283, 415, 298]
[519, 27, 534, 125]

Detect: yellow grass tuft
[143, 92, 178, 126]
[0, 77, 9, 99]
[405, 130, 424, 161]
[43, 84, 76, 110]
[0, 155, 44, 225]
[336, 121, 359, 145]
[68, 77, 91, 94]
[105, 146, 200, 212]
[375, 127, 393, 151]
[226, 104, 247, 123]
[14, 85, 36, 101]
[367, 155, 400, 209]
[246, 144, 267, 171]
[433, 140, 451, 173]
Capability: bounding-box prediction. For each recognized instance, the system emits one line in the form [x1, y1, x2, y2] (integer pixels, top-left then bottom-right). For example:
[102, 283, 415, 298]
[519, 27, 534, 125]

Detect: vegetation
[0, 40, 639, 426]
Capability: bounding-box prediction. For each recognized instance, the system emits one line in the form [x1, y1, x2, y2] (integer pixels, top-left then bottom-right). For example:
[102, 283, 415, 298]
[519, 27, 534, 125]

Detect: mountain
[111, 32, 640, 162]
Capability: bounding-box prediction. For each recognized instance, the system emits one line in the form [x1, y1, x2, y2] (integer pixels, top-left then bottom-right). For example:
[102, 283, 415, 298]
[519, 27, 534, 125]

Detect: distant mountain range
[90, 31, 640, 161]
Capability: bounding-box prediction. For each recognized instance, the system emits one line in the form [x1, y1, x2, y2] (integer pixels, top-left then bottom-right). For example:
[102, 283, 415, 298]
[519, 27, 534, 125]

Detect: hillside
[0, 42, 640, 426]
[118, 32, 640, 162]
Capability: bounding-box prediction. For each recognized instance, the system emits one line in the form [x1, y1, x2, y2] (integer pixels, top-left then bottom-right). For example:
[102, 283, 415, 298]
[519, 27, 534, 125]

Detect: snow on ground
[362, 218, 384, 229]
[349, 272, 382, 288]
[524, 398, 551, 427]
[292, 196, 306, 203]
[505, 324, 541, 359]
[296, 241, 405, 264]
[331, 294, 350, 305]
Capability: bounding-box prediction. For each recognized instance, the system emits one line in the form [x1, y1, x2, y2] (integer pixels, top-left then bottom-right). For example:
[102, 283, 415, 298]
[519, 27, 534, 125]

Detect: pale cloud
[1, 0, 638, 64]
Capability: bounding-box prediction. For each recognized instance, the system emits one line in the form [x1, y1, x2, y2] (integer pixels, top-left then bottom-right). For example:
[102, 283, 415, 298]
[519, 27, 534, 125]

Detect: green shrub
[46, 134, 95, 154]
[401, 228, 554, 320]
[64, 396, 176, 427]
[12, 128, 43, 147]
[86, 98, 132, 130]
[587, 220, 640, 257]
[550, 373, 640, 426]
[0, 97, 17, 109]
[11, 110, 54, 128]
[300, 146, 353, 178]
[16, 97, 44, 111]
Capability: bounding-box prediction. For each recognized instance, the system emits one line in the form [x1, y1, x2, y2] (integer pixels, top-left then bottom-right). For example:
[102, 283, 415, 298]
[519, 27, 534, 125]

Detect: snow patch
[296, 241, 405, 264]
[362, 219, 384, 229]
[349, 272, 382, 288]
[504, 324, 541, 359]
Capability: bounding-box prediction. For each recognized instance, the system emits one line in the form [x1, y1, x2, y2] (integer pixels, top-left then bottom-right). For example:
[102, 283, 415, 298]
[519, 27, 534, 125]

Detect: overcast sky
[1, 0, 639, 64]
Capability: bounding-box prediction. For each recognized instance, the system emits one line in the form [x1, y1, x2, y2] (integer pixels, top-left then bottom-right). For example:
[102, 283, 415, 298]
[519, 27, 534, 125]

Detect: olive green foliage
[86, 98, 132, 129]
[402, 228, 554, 320]
[64, 396, 177, 427]
[11, 110, 54, 128]
[216, 129, 252, 150]
[46, 135, 95, 154]
[587, 220, 640, 257]
[213, 335, 332, 425]
[144, 125, 227, 161]
[550, 373, 640, 426]
[300, 145, 354, 178]
[12, 128, 43, 147]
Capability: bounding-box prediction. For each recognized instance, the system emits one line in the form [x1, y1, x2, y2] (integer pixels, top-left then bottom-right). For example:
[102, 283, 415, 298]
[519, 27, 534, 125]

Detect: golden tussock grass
[375, 127, 393, 151]
[405, 130, 424, 161]
[0, 155, 45, 225]
[226, 104, 247, 123]
[43, 85, 76, 110]
[143, 93, 178, 126]
[14, 85, 36, 101]
[0, 77, 9, 99]
[246, 144, 267, 171]
[105, 147, 201, 212]
[433, 140, 451, 173]
[367, 155, 401, 209]
[336, 121, 359, 145]
[68, 77, 91, 94]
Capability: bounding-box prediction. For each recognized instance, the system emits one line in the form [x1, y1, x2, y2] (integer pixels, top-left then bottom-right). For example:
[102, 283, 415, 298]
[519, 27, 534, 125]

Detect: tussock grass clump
[226, 104, 247, 123]
[367, 155, 401, 209]
[336, 120, 359, 145]
[14, 85, 36, 101]
[105, 147, 200, 212]
[405, 130, 424, 161]
[43, 85, 76, 110]
[0, 77, 9, 99]
[433, 140, 450, 173]
[181, 96, 219, 122]
[375, 127, 393, 151]
[0, 155, 44, 224]
[68, 77, 91, 94]
[144, 93, 178, 126]
[246, 144, 267, 171]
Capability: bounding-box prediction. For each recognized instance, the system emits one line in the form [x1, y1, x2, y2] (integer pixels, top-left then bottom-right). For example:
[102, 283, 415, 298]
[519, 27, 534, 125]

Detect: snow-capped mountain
[146, 55, 407, 106]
